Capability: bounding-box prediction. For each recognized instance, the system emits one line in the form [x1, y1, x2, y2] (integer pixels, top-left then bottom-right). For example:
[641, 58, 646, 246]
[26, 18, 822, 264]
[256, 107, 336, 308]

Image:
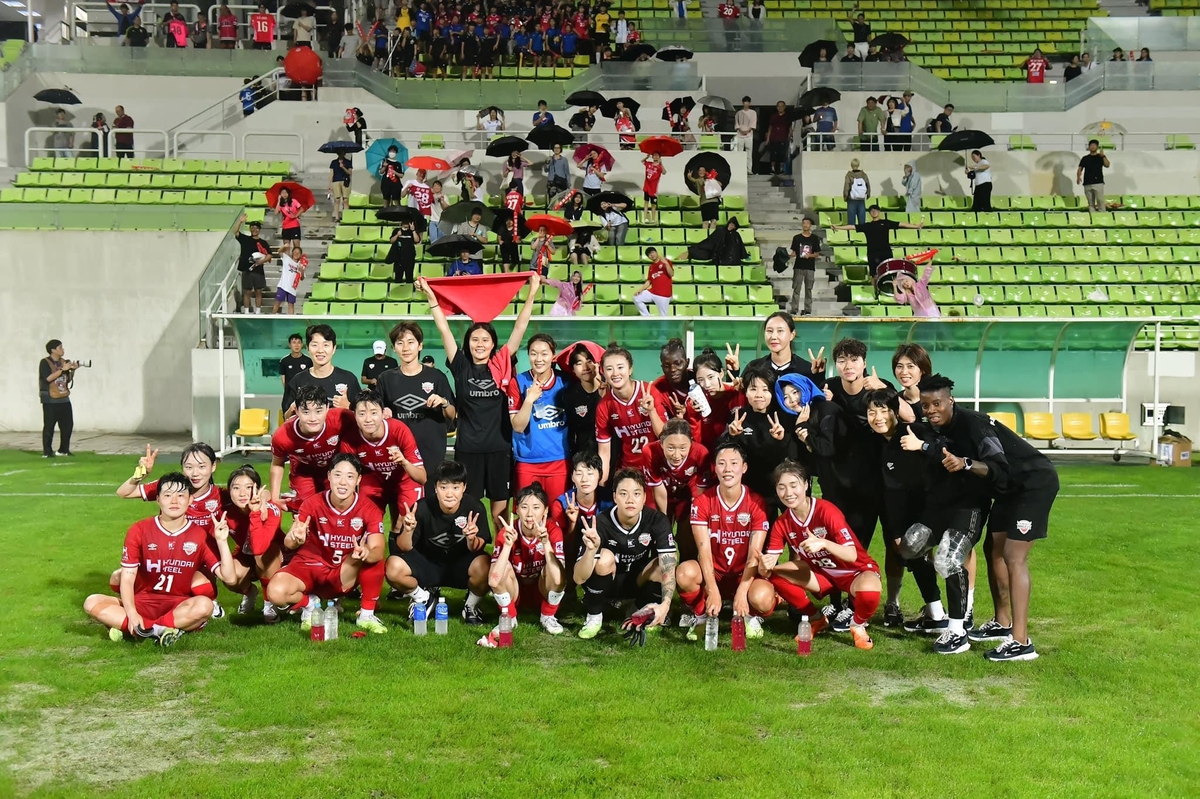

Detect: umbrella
[447, 149, 474, 168]
[798, 40, 838, 69]
[620, 43, 657, 61]
[485, 136, 529, 157]
[279, 2, 315, 18]
[34, 88, 81, 105]
[406, 155, 452, 172]
[937, 130, 995, 152]
[566, 90, 606, 108]
[1080, 120, 1128, 136]
[318, 140, 362, 154]
[479, 105, 504, 118]
[526, 214, 574, 237]
[266, 181, 315, 211]
[428, 234, 484, 258]
[366, 138, 407, 177]
[526, 125, 575, 150]
[586, 191, 635, 216]
[492, 212, 529, 239]
[639, 136, 684, 157]
[798, 87, 841, 108]
[655, 45, 694, 62]
[376, 206, 427, 232]
[573, 143, 615, 171]
[439, 202, 495, 228]
[600, 97, 640, 119]
[696, 94, 734, 113]
[664, 96, 696, 120]
[871, 32, 910, 50]
[787, 105, 814, 122]
[550, 188, 580, 210]
[684, 153, 732, 194]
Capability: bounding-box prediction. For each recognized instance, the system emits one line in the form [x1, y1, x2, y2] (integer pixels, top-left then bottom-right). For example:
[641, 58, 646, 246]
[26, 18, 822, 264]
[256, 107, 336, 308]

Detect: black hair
[661, 418, 693, 440]
[180, 442, 218, 469]
[226, 464, 263, 491]
[645, 246, 658, 256]
[515, 481, 549, 508]
[571, 451, 603, 474]
[970, 149, 982, 158]
[763, 311, 795, 333]
[352, 388, 386, 411]
[742, 95, 751, 102]
[602, 344, 633, 368]
[741, 365, 776, 393]
[434, 459, 469, 485]
[527, 332, 557, 354]
[694, 347, 723, 374]
[918, 374, 956, 394]
[771, 459, 810, 487]
[156, 471, 194, 496]
[832, 337, 868, 361]
[293, 384, 330, 410]
[288, 333, 303, 343]
[462, 322, 498, 359]
[45, 339, 62, 354]
[713, 440, 747, 462]
[1088, 138, 1099, 147]
[306, 324, 337, 346]
[660, 337, 686, 359]
[612, 468, 645, 491]
[328, 452, 364, 475]
[863, 388, 900, 412]
[389, 321, 424, 346]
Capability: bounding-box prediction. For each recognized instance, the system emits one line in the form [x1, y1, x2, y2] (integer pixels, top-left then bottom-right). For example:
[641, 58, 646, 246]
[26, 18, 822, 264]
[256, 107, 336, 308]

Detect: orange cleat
[809, 613, 829, 636]
[851, 625, 874, 650]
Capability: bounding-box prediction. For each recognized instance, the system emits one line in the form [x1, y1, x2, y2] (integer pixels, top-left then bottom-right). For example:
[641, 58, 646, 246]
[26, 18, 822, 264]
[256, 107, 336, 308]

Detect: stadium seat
[231, 408, 271, 450]
[1023, 412, 1060, 441]
[1061, 413, 1099, 441]
[1099, 412, 1139, 442]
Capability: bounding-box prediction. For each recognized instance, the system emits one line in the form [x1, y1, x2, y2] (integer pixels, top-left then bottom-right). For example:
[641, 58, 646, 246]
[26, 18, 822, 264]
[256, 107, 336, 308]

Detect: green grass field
[0, 450, 1197, 798]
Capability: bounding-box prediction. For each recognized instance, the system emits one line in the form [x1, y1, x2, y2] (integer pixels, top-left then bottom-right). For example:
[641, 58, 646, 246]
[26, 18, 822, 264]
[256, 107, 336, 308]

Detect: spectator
[733, 96, 757, 158]
[633, 246, 674, 316]
[811, 100, 838, 152]
[272, 244, 307, 315]
[830, 204, 923, 275]
[1022, 48, 1050, 84]
[378, 145, 404, 208]
[600, 199, 630, 247]
[476, 107, 505, 133]
[328, 152, 352, 224]
[1081, 52, 1095, 73]
[502, 150, 532, 193]
[789, 216, 821, 316]
[569, 104, 598, 132]
[580, 153, 606, 196]
[928, 103, 954, 134]
[112, 105, 134, 160]
[190, 16, 209, 49]
[856, 95, 886, 151]
[967, 150, 992, 211]
[850, 8, 870, 59]
[216, 4, 238, 49]
[841, 42, 862, 63]
[883, 97, 905, 152]
[234, 213, 272, 314]
[452, 207, 490, 247]
[529, 226, 556, 276]
[161, 1, 188, 47]
[547, 271, 593, 316]
[240, 79, 257, 117]
[1137, 48, 1152, 62]
[564, 190, 587, 220]
[123, 16, 150, 47]
[896, 90, 915, 149]
[250, 4, 275, 50]
[275, 186, 306, 242]
[387, 220, 420, 285]
[326, 8, 342, 59]
[51, 110, 74, 159]
[766, 100, 792, 175]
[614, 107, 636, 150]
[427, 180, 449, 243]
[690, 217, 748, 265]
[532, 99, 555, 128]
[843, 157, 870, 226]
[1063, 55, 1082, 82]
[688, 167, 722, 232]
[613, 10, 629, 54]
[893, 262, 939, 317]
[293, 6, 315, 48]
[568, 228, 599, 266]
[543, 143, 571, 205]
[346, 107, 367, 148]
[1110, 47, 1125, 62]
[642, 152, 665, 225]
[593, 4, 611, 54]
[448, 248, 484, 276]
[1077, 139, 1110, 212]
[749, 0, 766, 23]
[85, 113, 110, 158]
[107, 0, 144, 36]
[672, 0, 688, 20]
[902, 160, 922, 213]
[39, 340, 75, 458]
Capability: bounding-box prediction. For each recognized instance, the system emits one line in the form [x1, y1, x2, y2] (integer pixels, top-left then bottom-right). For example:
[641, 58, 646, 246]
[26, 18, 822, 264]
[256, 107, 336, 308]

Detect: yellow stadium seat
[232, 408, 271, 451]
[1099, 412, 1139, 442]
[1061, 413, 1099, 441]
[1023, 412, 1060, 441]
[988, 412, 1018, 432]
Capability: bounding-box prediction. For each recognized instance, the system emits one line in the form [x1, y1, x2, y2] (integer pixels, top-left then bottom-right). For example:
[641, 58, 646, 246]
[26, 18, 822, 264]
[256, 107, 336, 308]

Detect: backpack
[849, 175, 868, 200]
[772, 246, 790, 274]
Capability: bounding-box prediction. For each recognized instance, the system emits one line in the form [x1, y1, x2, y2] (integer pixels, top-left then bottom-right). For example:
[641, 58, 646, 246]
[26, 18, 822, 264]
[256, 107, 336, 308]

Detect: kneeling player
[486, 483, 567, 638]
[761, 460, 881, 650]
[265, 454, 389, 634]
[643, 419, 711, 561]
[678, 441, 773, 640]
[213, 465, 285, 623]
[573, 469, 677, 639]
[84, 472, 220, 647]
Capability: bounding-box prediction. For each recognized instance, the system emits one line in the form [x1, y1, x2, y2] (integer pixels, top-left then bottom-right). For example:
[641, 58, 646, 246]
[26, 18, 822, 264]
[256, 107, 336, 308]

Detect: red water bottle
[498, 608, 513, 648]
[731, 615, 746, 651]
[310, 612, 325, 642]
[796, 615, 812, 656]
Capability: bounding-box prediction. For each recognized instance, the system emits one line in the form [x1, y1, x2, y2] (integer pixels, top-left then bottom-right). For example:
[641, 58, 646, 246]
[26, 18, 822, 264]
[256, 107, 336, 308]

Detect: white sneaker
[745, 615, 764, 639]
[262, 603, 280, 624]
[677, 613, 698, 628]
[237, 584, 258, 615]
[540, 614, 564, 635]
[299, 595, 319, 631]
[210, 600, 225, 619]
[253, 307, 262, 315]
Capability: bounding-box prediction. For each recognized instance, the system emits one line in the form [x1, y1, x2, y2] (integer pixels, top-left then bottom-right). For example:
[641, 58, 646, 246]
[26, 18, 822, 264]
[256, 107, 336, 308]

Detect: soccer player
[486, 483, 567, 638]
[269, 385, 353, 512]
[723, 366, 797, 507]
[596, 346, 660, 484]
[376, 321, 456, 476]
[735, 311, 827, 385]
[690, 347, 743, 449]
[761, 460, 881, 651]
[509, 333, 570, 500]
[282, 324, 360, 415]
[266, 454, 389, 634]
[550, 451, 612, 575]
[216, 465, 285, 623]
[573, 469, 677, 639]
[338, 389, 426, 516]
[642, 419, 711, 559]
[648, 337, 692, 437]
[84, 472, 219, 647]
[556, 340, 604, 458]
[679, 442, 773, 639]
[384, 460, 493, 625]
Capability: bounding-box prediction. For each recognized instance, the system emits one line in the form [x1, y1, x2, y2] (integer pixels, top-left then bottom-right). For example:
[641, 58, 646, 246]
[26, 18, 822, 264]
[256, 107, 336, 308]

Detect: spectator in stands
[448, 248, 484, 277]
[123, 15, 150, 47]
[749, 0, 766, 24]
[613, 10, 629, 55]
[672, 0, 688, 20]
[689, 217, 748, 266]
[272, 244, 307, 315]
[325, 8, 342, 59]
[544, 143, 571, 205]
[1137, 48, 1152, 62]
[361, 341, 399, 388]
[1110, 47, 1125, 62]
[276, 187, 306, 242]
[929, 103, 954, 134]
[428, 180, 449, 243]
[967, 150, 992, 211]
[850, 7, 870, 59]
[600, 199, 630, 247]
[328, 152, 352, 224]
[893, 263, 939, 318]
[569, 104, 598, 133]
[615, 106, 637, 150]
[883, 97, 907, 152]
[532, 100, 554, 128]
[1077, 139, 1110, 213]
[51, 110, 74, 159]
[347, 108, 367, 148]
[902, 161, 922, 213]
[1022, 48, 1050, 84]
[633, 246, 674, 316]
[161, 1, 188, 48]
[733, 96, 757, 159]
[843, 157, 870, 226]
[689, 167, 722, 233]
[857, 95, 886, 152]
[452, 207, 490, 248]
[85, 113, 110, 158]
[896, 91, 915, 149]
[547, 271, 592, 316]
[234, 214, 272, 314]
[216, 4, 237, 49]
[293, 6, 315, 48]
[1063, 55, 1082, 82]
[502, 150, 532, 193]
[830, 205, 923, 276]
[107, 0, 143, 36]
[379, 146, 404, 208]
[569, 229, 599, 266]
[789, 217, 820, 316]
[581, 153, 606, 196]
[250, 4, 275, 51]
[1081, 52, 1095, 73]
[565, 190, 586, 220]
[767, 100, 792, 175]
[841, 43, 862, 63]
[112, 106, 134, 160]
[810, 100, 838, 152]
[476, 107, 505, 133]
[190, 16, 210, 49]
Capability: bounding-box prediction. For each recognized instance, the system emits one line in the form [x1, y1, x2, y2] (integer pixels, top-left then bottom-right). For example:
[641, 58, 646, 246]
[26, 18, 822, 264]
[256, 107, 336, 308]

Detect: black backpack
[772, 246, 790, 273]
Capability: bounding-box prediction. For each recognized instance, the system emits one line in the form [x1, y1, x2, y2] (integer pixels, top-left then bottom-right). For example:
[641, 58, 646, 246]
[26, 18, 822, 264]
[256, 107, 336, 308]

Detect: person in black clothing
[850, 10, 870, 59]
[1063, 54, 1082, 82]
[377, 322, 456, 475]
[730, 311, 827, 387]
[346, 108, 367, 148]
[686, 218, 748, 266]
[361, 341, 398, 388]
[929, 103, 954, 133]
[329, 153, 352, 223]
[832, 204, 923, 275]
[39, 340, 76, 458]
[283, 324, 360, 414]
[789, 217, 821, 316]
[386, 220, 420, 284]
[1077, 138, 1110, 213]
[720, 366, 797, 511]
[160, 1, 187, 47]
[385, 460, 493, 625]
[558, 341, 603, 458]
[234, 213, 272, 314]
[841, 42, 862, 63]
[378, 146, 404, 208]
[278, 333, 313, 416]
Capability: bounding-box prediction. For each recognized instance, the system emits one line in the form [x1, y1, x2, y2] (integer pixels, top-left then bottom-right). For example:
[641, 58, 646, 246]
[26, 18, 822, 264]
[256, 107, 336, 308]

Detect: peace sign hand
[580, 514, 601, 551]
[638, 387, 655, 418]
[724, 342, 740, 373]
[668, 395, 687, 419]
[398, 502, 418, 537]
[497, 514, 517, 546]
[464, 512, 484, 550]
[138, 444, 159, 474]
[211, 512, 230, 544]
[286, 516, 309, 548]
[768, 412, 786, 440]
[728, 408, 746, 437]
[807, 346, 827, 374]
[564, 491, 580, 528]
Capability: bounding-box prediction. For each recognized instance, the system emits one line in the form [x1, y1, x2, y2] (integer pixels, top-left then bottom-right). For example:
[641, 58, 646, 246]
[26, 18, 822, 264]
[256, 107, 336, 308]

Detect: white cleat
[262, 603, 280, 624]
[745, 615, 764, 639]
[540, 615, 564, 635]
[237, 584, 258, 615]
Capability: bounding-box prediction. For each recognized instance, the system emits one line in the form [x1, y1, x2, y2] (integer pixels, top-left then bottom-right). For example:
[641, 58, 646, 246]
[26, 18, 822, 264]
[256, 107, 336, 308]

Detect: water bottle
[310, 599, 325, 642]
[731, 615, 746, 652]
[434, 597, 449, 635]
[498, 609, 513, 648]
[704, 614, 719, 651]
[413, 599, 428, 636]
[324, 600, 339, 641]
[797, 615, 812, 656]
[687, 380, 712, 418]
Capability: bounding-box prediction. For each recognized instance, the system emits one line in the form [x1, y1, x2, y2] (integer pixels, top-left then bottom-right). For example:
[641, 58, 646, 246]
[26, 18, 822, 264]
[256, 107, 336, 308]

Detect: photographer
[39, 340, 78, 458]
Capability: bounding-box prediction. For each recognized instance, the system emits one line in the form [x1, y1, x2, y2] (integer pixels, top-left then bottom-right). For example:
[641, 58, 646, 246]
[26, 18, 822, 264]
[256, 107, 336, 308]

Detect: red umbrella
[639, 136, 684, 157]
[266, 181, 315, 211]
[573, 143, 615, 171]
[526, 214, 574, 237]
[406, 155, 452, 172]
[553, 340, 607, 373]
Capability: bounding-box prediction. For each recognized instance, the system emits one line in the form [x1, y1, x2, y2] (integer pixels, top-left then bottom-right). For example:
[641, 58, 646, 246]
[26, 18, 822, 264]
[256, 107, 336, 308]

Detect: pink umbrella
[573, 143, 615, 171]
[446, 149, 474, 169]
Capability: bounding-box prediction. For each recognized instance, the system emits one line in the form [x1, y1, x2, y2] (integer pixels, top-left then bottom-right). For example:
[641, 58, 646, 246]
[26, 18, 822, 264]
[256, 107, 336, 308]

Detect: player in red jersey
[649, 337, 693, 438]
[485, 483, 567, 642]
[338, 389, 426, 519]
[211, 465, 285, 624]
[643, 419, 711, 559]
[267, 453, 389, 634]
[269, 384, 350, 511]
[596, 345, 662, 483]
[642, 152, 665, 225]
[678, 442, 774, 640]
[761, 460, 881, 650]
[550, 451, 612, 575]
[85, 472, 221, 647]
[689, 348, 744, 450]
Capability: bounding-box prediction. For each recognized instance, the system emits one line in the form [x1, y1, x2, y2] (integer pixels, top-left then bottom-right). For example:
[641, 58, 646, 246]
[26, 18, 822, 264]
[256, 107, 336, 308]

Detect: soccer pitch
[0, 451, 1197, 798]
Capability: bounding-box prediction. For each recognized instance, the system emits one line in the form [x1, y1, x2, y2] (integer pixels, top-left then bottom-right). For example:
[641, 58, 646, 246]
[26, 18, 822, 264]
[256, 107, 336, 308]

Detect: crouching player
[214, 465, 285, 623]
[339, 389, 426, 516]
[265, 454, 389, 634]
[761, 460, 881, 650]
[679, 441, 774, 640]
[84, 472, 221, 647]
[485, 483, 568, 640]
[643, 419, 711, 561]
[573, 469, 677, 640]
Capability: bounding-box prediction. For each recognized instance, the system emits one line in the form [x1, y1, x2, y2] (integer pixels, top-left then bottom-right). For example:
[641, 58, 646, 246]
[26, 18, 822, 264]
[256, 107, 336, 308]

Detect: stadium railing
[800, 130, 1200, 153]
[1085, 16, 1200, 53]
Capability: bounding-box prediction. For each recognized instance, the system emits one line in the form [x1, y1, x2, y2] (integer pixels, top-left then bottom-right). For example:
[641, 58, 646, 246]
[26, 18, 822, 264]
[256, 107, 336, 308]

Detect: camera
[67, 360, 92, 370]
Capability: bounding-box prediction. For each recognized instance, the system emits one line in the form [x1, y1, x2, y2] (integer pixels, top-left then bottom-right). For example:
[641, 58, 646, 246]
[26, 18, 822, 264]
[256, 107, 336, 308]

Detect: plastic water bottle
[704, 615, 719, 651]
[688, 380, 712, 418]
[731, 615, 746, 652]
[413, 599, 428, 636]
[434, 597, 449, 635]
[797, 615, 812, 656]
[324, 600, 339, 641]
[498, 609, 513, 648]
[310, 600, 325, 642]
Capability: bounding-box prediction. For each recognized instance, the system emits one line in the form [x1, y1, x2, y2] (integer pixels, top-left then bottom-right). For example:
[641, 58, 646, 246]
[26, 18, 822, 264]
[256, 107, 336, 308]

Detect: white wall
[689, 53, 809, 105]
[0, 231, 223, 434]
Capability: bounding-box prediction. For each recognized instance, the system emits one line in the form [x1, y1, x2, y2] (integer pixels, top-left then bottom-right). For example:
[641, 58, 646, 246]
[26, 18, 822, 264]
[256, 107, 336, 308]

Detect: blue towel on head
[774, 374, 825, 415]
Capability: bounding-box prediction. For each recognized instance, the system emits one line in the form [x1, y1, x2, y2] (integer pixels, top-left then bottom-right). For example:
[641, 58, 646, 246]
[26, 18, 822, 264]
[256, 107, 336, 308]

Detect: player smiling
[486, 482, 567, 639]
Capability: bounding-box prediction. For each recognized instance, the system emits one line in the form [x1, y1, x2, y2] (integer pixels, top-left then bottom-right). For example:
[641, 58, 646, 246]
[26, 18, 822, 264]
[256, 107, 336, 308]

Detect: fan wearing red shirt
[679, 442, 774, 639]
[338, 390, 426, 518]
[596, 346, 663, 484]
[643, 419, 712, 558]
[718, 1, 740, 19]
[217, 8, 239, 48]
[486, 483, 568, 641]
[269, 385, 350, 512]
[267, 454, 390, 634]
[504, 187, 525, 217]
[633, 246, 674, 317]
[85, 472, 222, 646]
[1023, 48, 1050, 84]
[402, 170, 435, 216]
[761, 460, 881, 650]
[642, 153, 665, 224]
[249, 8, 275, 50]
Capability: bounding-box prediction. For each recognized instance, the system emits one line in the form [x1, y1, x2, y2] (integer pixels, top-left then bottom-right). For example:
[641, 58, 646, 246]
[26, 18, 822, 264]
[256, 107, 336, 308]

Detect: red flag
[423, 272, 534, 323]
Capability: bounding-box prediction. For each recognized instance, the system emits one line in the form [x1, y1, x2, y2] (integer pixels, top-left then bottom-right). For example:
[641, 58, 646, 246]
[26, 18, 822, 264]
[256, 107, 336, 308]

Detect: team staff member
[722, 367, 798, 507]
[377, 322, 456, 475]
[508, 334, 570, 500]
[728, 312, 827, 386]
[283, 324, 360, 415]
[279, 333, 312, 420]
[361, 340, 398, 388]
[550, 452, 612, 575]
[39, 339, 76, 458]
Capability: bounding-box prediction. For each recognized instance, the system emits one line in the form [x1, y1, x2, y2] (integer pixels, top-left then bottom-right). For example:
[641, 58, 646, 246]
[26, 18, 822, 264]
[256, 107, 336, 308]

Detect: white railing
[357, 127, 730, 154]
[801, 130, 1200, 153]
[172, 129, 237, 160]
[24, 126, 168, 164]
[68, 2, 202, 41]
[166, 68, 281, 145]
[24, 124, 303, 168]
[243, 131, 304, 169]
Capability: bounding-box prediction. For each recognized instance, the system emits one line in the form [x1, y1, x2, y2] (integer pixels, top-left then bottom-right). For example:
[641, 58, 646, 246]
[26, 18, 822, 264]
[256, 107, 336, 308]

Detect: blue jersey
[508, 371, 568, 464]
[239, 87, 255, 112]
[530, 31, 544, 52]
[416, 9, 432, 33]
[561, 32, 577, 54]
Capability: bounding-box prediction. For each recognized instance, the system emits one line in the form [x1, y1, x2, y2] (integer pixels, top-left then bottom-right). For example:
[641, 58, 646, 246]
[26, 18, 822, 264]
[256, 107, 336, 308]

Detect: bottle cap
[801, 615, 809, 621]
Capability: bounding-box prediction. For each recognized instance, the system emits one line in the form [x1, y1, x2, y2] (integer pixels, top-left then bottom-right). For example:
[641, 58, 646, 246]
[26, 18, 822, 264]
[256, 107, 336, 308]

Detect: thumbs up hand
[900, 425, 923, 452]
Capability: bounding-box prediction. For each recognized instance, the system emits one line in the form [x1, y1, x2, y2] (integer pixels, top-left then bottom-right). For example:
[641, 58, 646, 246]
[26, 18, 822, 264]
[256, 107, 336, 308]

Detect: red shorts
[287, 471, 325, 513]
[813, 564, 879, 597]
[133, 592, 188, 621]
[514, 575, 547, 608]
[514, 460, 568, 504]
[278, 558, 348, 599]
[713, 571, 743, 598]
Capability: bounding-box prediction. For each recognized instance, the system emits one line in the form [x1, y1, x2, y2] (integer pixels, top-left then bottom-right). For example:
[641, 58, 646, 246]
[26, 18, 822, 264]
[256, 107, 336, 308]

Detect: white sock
[928, 600, 946, 620]
[357, 608, 375, 618]
[151, 624, 168, 636]
[408, 587, 429, 604]
[948, 618, 965, 636]
[967, 588, 975, 616]
[585, 612, 603, 625]
[465, 591, 484, 609]
[547, 590, 565, 607]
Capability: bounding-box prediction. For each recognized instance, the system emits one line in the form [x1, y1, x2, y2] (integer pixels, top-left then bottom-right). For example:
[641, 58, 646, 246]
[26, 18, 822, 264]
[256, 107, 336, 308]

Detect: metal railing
[1087, 16, 1200, 53]
[67, 2, 202, 41]
[204, 3, 335, 48]
[23, 125, 302, 167]
[800, 130, 1200, 153]
[166, 68, 283, 155]
[198, 219, 246, 347]
[172, 129, 237, 160]
[243, 131, 304, 168]
[23, 41, 280, 76]
[24, 126, 168, 163]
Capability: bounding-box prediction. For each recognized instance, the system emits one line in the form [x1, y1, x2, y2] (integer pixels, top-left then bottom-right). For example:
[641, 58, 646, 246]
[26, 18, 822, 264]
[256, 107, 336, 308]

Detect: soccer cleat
[820, 604, 838, 621]
[967, 618, 1013, 643]
[407, 588, 440, 620]
[262, 603, 280, 624]
[677, 613, 699, 628]
[578, 615, 603, 639]
[355, 611, 388, 634]
[831, 606, 854, 633]
[883, 602, 904, 628]
[933, 630, 971, 655]
[299, 599, 318, 631]
[807, 613, 830, 636]
[108, 627, 124, 643]
[984, 637, 1039, 662]
[237, 584, 258, 615]
[387, 588, 406, 601]
[851, 625, 874, 650]
[903, 610, 949, 635]
[210, 601, 225, 620]
[745, 615, 764, 639]
[540, 615, 564, 635]
[462, 604, 485, 626]
[156, 628, 185, 648]
[685, 615, 707, 642]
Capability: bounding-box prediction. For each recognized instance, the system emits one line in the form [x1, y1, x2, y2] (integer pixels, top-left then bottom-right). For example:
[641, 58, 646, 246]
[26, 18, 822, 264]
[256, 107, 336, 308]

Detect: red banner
[424, 272, 534, 323]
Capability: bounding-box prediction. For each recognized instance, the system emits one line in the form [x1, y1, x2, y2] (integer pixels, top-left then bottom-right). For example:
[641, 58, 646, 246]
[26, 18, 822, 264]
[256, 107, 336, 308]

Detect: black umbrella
[937, 130, 995, 152]
[491, 211, 529, 239]
[620, 43, 657, 61]
[798, 40, 838, 69]
[376, 206, 427, 232]
[656, 45, 694, 62]
[586, 191, 635, 216]
[485, 135, 529, 157]
[696, 94, 733, 113]
[600, 97, 640, 119]
[664, 96, 696, 120]
[871, 32, 910, 50]
[566, 90, 606, 108]
[479, 105, 504, 118]
[526, 125, 575, 150]
[787, 105, 814, 122]
[684, 153, 732, 194]
[439, 202, 496, 228]
[427, 234, 485, 259]
[798, 87, 841, 109]
[280, 2, 315, 18]
[319, 140, 363, 154]
[34, 88, 81, 105]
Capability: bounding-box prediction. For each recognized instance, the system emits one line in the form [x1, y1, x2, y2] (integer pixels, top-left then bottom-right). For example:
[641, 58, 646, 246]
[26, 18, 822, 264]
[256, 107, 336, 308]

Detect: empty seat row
[0, 188, 266, 206]
[29, 157, 290, 175]
[814, 195, 1200, 213]
[302, 301, 780, 318]
[833, 245, 1200, 266]
[16, 172, 277, 190]
[830, 227, 1200, 246]
[853, 283, 1200, 306]
[842, 263, 1198, 285]
[988, 411, 1140, 444]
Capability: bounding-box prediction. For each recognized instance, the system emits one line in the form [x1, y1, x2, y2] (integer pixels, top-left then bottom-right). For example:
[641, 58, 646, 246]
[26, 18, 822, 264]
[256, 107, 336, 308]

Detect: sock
[967, 588, 975, 617]
[258, 576, 270, 595]
[770, 574, 816, 614]
[948, 618, 965, 636]
[852, 590, 880, 626]
[160, 611, 176, 629]
[541, 590, 564, 618]
[679, 587, 704, 617]
[584, 612, 603, 626]
[150, 623, 168, 636]
[408, 586, 430, 604]
[357, 560, 385, 612]
[928, 600, 946, 620]
[287, 599, 309, 613]
[193, 582, 217, 600]
[465, 591, 484, 609]
[583, 572, 615, 615]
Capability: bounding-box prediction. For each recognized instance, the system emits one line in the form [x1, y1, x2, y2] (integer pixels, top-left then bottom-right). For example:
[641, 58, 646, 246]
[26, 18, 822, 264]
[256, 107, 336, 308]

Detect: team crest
[422, 382, 434, 393]
[736, 512, 751, 525]
[575, 405, 588, 417]
[637, 533, 651, 546]
[350, 518, 364, 531]
[205, 499, 219, 512]
[327, 435, 340, 446]
[534, 541, 545, 554]
[1016, 519, 1033, 534]
[335, 383, 348, 394]
[684, 467, 695, 476]
[182, 541, 198, 556]
[813, 526, 828, 538]
[454, 516, 467, 529]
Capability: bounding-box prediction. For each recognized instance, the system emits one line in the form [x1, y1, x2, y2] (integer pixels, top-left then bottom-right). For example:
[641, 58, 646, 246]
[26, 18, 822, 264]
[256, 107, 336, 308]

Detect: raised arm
[416, 276, 459, 362]
[503, 273, 542, 353]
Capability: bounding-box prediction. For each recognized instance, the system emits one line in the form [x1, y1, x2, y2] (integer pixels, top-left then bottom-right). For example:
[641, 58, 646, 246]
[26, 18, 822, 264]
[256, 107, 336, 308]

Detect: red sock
[287, 599, 309, 613]
[539, 600, 558, 617]
[259, 575, 270, 594]
[679, 587, 704, 617]
[357, 560, 385, 612]
[160, 610, 176, 629]
[852, 590, 880, 626]
[120, 616, 131, 633]
[193, 582, 217, 600]
[770, 574, 816, 613]
[506, 601, 519, 619]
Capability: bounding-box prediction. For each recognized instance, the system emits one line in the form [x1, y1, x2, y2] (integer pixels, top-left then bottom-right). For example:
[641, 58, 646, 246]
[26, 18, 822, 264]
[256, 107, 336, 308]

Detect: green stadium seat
[304, 302, 329, 315]
[310, 282, 337, 301]
[328, 302, 356, 315]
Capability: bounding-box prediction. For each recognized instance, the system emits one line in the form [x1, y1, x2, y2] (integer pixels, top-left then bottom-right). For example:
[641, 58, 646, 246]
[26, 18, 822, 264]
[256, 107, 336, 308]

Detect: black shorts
[391, 547, 484, 589]
[700, 202, 719, 222]
[281, 226, 301, 241]
[381, 182, 402, 203]
[643, 193, 658, 206]
[988, 483, 1058, 542]
[241, 271, 267, 291]
[458, 450, 512, 502]
[613, 561, 659, 602]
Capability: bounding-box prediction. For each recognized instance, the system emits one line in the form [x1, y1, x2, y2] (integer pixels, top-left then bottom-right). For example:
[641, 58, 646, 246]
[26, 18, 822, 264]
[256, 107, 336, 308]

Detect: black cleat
[830, 606, 854, 633]
[407, 587, 439, 620]
[984, 637, 1039, 662]
[462, 603, 485, 626]
[967, 618, 1013, 643]
[883, 602, 904, 628]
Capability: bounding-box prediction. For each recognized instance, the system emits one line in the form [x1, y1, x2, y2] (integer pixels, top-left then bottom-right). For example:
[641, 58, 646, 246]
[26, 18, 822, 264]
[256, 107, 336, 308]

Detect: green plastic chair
[310, 282, 337, 301]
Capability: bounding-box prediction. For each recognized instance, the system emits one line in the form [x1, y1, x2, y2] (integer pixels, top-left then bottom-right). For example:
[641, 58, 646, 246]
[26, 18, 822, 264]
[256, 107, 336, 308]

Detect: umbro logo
[468, 378, 495, 389]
